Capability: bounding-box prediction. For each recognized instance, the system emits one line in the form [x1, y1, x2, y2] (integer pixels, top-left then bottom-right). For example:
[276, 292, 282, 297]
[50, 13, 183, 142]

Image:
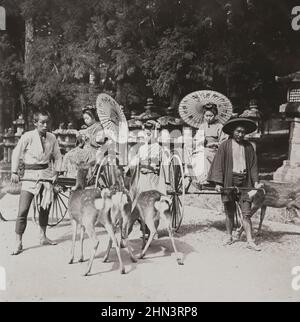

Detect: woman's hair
[82, 106, 99, 121]
[203, 103, 218, 117]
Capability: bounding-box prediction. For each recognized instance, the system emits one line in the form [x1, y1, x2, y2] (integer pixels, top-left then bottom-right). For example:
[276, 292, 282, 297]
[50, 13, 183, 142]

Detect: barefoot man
[11, 110, 62, 255]
[207, 117, 263, 251]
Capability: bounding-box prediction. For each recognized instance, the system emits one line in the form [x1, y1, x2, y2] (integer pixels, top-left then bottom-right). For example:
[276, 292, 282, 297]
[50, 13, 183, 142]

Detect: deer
[235, 180, 300, 238]
[251, 181, 300, 232]
[68, 166, 137, 276]
[105, 189, 184, 265]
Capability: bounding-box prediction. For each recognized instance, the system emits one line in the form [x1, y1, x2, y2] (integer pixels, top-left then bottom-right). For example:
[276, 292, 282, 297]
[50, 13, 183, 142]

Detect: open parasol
[178, 90, 233, 128]
[96, 93, 128, 142]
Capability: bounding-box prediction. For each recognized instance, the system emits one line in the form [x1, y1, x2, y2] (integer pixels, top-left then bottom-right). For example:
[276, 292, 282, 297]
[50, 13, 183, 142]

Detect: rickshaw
[32, 91, 255, 232]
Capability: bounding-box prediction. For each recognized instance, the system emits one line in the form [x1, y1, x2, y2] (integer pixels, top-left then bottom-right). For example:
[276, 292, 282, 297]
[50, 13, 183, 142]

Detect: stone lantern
[157, 106, 185, 130]
[157, 106, 185, 150]
[2, 128, 15, 163]
[136, 98, 161, 123]
[13, 114, 25, 142]
[128, 110, 143, 144]
[52, 122, 78, 155]
[273, 71, 300, 183]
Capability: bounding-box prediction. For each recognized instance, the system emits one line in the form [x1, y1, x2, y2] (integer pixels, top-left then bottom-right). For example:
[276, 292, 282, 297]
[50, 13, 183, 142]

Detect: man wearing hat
[207, 117, 263, 251]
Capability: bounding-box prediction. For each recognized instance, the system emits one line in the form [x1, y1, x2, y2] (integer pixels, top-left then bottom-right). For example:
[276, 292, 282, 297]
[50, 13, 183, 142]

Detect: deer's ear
[154, 199, 169, 213]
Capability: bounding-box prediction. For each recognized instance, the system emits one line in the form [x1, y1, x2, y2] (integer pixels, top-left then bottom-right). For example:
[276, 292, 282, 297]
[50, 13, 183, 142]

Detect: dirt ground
[0, 193, 300, 302]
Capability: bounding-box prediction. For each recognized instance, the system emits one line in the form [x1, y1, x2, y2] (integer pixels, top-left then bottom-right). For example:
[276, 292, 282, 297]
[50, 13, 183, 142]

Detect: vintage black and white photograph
[0, 0, 300, 303]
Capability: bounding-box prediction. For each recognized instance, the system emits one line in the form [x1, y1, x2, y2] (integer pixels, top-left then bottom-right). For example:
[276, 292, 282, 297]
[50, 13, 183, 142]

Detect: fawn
[68, 167, 136, 276]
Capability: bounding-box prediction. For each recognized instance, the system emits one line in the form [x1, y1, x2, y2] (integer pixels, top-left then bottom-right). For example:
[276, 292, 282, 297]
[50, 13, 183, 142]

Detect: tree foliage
[1, 0, 300, 126]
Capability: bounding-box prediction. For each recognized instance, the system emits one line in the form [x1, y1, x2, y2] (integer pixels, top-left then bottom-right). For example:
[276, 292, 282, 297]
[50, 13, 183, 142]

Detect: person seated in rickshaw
[191, 103, 228, 187]
[127, 120, 167, 204]
[62, 105, 107, 180]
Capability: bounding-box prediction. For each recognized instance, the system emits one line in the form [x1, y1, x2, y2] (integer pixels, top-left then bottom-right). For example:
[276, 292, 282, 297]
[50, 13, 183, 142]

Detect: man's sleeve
[207, 143, 225, 185]
[52, 139, 62, 172]
[249, 145, 259, 183]
[11, 134, 27, 173]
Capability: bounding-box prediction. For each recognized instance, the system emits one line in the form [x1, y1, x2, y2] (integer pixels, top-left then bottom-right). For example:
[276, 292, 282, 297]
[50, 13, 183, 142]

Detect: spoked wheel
[168, 153, 185, 232]
[95, 156, 123, 189]
[33, 185, 69, 228]
[95, 156, 112, 189]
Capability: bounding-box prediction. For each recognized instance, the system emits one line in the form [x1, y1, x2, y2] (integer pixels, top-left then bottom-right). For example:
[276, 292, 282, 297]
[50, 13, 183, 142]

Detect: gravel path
[1, 193, 300, 302]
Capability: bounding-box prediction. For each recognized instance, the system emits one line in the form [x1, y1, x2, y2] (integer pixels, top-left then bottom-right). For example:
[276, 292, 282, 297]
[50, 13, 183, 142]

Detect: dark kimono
[207, 139, 258, 202]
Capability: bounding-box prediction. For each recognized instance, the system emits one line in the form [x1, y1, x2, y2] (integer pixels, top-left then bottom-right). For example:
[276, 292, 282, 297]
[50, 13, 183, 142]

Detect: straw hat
[222, 117, 257, 135]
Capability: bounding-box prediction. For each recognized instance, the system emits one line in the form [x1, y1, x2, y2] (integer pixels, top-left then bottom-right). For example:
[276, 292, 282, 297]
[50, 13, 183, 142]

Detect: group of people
[10, 100, 263, 255]
[10, 106, 106, 255]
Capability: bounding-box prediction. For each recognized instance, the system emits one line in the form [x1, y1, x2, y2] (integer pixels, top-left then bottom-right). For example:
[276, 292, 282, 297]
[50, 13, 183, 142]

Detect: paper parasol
[178, 90, 233, 128]
[96, 94, 128, 142]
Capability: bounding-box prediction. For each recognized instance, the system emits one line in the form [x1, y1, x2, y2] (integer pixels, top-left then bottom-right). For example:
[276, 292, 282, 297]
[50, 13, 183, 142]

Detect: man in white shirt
[11, 110, 62, 255]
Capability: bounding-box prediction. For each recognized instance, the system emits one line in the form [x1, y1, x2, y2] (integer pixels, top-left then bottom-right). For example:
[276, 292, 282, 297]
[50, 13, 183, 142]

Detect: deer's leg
[139, 218, 157, 259]
[69, 219, 77, 264]
[119, 219, 126, 249]
[257, 205, 267, 235]
[103, 238, 113, 263]
[139, 220, 147, 249]
[122, 237, 137, 263]
[120, 219, 137, 263]
[78, 226, 85, 263]
[103, 224, 118, 262]
[84, 224, 99, 276]
[105, 223, 125, 274]
[139, 231, 156, 259]
[162, 214, 184, 265]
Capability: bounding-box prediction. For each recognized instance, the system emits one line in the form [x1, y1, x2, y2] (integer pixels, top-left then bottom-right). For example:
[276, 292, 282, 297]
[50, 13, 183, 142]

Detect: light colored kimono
[129, 141, 166, 210]
[191, 121, 228, 183]
[11, 129, 62, 208]
[62, 122, 105, 178]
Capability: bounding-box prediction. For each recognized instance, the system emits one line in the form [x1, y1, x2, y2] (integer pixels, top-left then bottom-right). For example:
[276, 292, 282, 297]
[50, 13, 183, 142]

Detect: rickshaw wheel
[168, 153, 185, 232]
[95, 156, 120, 189]
[33, 185, 69, 228]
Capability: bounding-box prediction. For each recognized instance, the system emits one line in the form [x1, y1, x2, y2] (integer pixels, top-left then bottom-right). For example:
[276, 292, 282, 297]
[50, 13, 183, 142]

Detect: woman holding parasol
[62, 105, 106, 178]
[179, 90, 232, 186]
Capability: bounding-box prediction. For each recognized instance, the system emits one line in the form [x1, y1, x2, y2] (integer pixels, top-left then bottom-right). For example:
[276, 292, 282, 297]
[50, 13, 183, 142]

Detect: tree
[1, 0, 300, 129]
